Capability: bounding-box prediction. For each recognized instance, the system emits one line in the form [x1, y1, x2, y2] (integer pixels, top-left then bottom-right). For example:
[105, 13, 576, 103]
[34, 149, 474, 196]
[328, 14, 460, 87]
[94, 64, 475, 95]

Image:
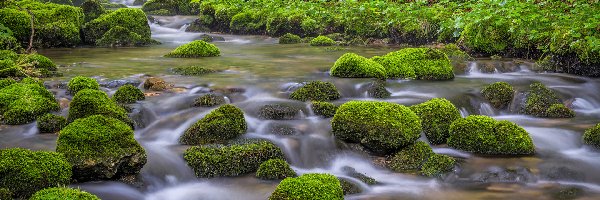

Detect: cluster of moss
[56, 115, 147, 181]
[165, 40, 220, 58]
[258, 104, 299, 120]
[81, 0, 105, 22]
[172, 65, 217, 76]
[481, 82, 514, 109]
[269, 173, 343, 200]
[113, 84, 145, 104]
[524, 82, 575, 118]
[0, 78, 16, 89]
[180, 104, 247, 145]
[0, 23, 22, 52]
[0, 148, 72, 199]
[0, 51, 60, 78]
[193, 93, 226, 107]
[367, 80, 391, 98]
[37, 113, 67, 133]
[142, 0, 200, 16]
[279, 33, 301, 44]
[331, 101, 421, 155]
[309, 36, 335, 46]
[410, 98, 461, 145]
[448, 115, 535, 155]
[255, 158, 297, 180]
[67, 76, 99, 94]
[330, 53, 386, 79]
[583, 123, 600, 149]
[419, 154, 455, 177]
[311, 101, 337, 118]
[0, 188, 11, 200]
[389, 141, 455, 177]
[374, 48, 454, 80]
[143, 77, 170, 91]
[68, 89, 133, 126]
[96, 25, 158, 47]
[289, 81, 340, 102]
[30, 187, 100, 200]
[184, 139, 285, 178]
[83, 8, 155, 46]
[0, 81, 59, 124]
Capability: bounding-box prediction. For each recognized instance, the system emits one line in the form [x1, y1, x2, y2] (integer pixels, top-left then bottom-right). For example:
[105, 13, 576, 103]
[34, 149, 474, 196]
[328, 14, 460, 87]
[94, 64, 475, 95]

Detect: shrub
[331, 101, 422, 155]
[37, 113, 67, 133]
[82, 8, 152, 45]
[193, 93, 226, 107]
[330, 53, 386, 79]
[419, 154, 455, 177]
[289, 81, 340, 102]
[180, 104, 247, 145]
[56, 115, 147, 181]
[279, 33, 301, 44]
[258, 104, 298, 120]
[30, 187, 100, 200]
[481, 82, 514, 109]
[172, 65, 216, 75]
[410, 98, 461, 145]
[165, 40, 220, 58]
[67, 89, 133, 126]
[0, 50, 18, 61]
[309, 36, 335, 46]
[583, 123, 600, 149]
[113, 84, 145, 104]
[0, 82, 59, 124]
[184, 139, 284, 178]
[389, 141, 433, 172]
[311, 101, 337, 118]
[524, 82, 574, 118]
[67, 76, 99, 94]
[384, 48, 454, 80]
[448, 115, 535, 155]
[256, 158, 296, 180]
[230, 11, 264, 34]
[0, 148, 71, 199]
[269, 173, 343, 200]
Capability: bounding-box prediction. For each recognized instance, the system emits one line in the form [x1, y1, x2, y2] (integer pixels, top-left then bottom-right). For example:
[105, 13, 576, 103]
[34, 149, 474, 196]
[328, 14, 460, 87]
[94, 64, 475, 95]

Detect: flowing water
[2, 15, 600, 200]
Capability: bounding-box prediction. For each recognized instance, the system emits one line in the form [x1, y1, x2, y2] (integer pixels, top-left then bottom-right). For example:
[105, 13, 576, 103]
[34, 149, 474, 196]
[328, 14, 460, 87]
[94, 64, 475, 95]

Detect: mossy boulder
[330, 53, 386, 79]
[311, 101, 337, 118]
[384, 48, 454, 80]
[256, 158, 297, 180]
[339, 178, 362, 195]
[0, 50, 18, 61]
[172, 65, 216, 75]
[367, 80, 391, 98]
[113, 85, 145, 104]
[0, 82, 59, 125]
[269, 173, 344, 200]
[81, 0, 105, 22]
[82, 8, 152, 46]
[67, 76, 99, 94]
[419, 154, 455, 177]
[0, 78, 16, 89]
[583, 123, 600, 149]
[410, 98, 461, 145]
[370, 55, 416, 79]
[141, 0, 199, 15]
[546, 104, 575, 118]
[309, 36, 335, 46]
[0, 34, 22, 52]
[193, 93, 226, 107]
[180, 104, 247, 145]
[56, 115, 147, 182]
[331, 101, 422, 155]
[37, 113, 67, 133]
[389, 141, 433, 172]
[289, 81, 340, 102]
[524, 82, 574, 118]
[165, 40, 220, 58]
[0, 148, 72, 199]
[0, 188, 10, 200]
[18, 53, 57, 71]
[143, 77, 170, 91]
[30, 187, 100, 200]
[67, 89, 133, 126]
[96, 26, 157, 47]
[279, 33, 301, 44]
[481, 82, 514, 109]
[448, 115, 535, 155]
[184, 140, 285, 178]
[258, 104, 299, 120]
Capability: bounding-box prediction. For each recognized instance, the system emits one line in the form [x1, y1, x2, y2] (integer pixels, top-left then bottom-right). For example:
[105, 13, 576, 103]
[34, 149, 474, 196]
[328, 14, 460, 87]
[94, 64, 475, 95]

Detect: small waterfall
[478, 102, 496, 116]
[459, 107, 470, 117]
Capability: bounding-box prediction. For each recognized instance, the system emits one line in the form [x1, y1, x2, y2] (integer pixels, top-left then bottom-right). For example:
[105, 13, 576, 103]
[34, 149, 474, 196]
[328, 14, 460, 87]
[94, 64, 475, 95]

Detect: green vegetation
[142, 0, 199, 15]
[370, 55, 416, 79]
[0, 52, 60, 78]
[81, 0, 105, 22]
[524, 82, 574, 118]
[67, 76, 99, 94]
[330, 53, 386, 79]
[383, 48, 454, 80]
[0, 148, 71, 199]
[279, 33, 301, 44]
[389, 141, 433, 172]
[30, 187, 100, 200]
[256, 158, 296, 180]
[289, 81, 340, 102]
[419, 154, 455, 177]
[309, 36, 335, 46]
[0, 188, 10, 200]
[83, 8, 154, 46]
[410, 98, 461, 145]
[258, 104, 298, 120]
[0, 78, 16, 89]
[448, 115, 535, 155]
[481, 82, 514, 109]
[37, 113, 66, 133]
[67, 89, 133, 125]
[184, 139, 284, 178]
[269, 173, 343, 200]
[172, 66, 216, 75]
[56, 115, 147, 181]
[180, 104, 247, 145]
[113, 84, 145, 104]
[583, 123, 600, 149]
[193, 93, 226, 107]
[0, 82, 59, 124]
[311, 101, 337, 118]
[165, 40, 220, 58]
[331, 101, 421, 155]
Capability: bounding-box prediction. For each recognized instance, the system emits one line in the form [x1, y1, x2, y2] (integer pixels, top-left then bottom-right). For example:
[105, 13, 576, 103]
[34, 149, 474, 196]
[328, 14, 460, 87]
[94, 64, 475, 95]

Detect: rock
[289, 81, 341, 102]
[481, 82, 514, 109]
[255, 158, 296, 180]
[410, 98, 461, 145]
[330, 53, 386, 79]
[258, 104, 301, 120]
[143, 77, 171, 91]
[67, 76, 99, 94]
[164, 40, 220, 58]
[269, 173, 344, 200]
[180, 104, 247, 145]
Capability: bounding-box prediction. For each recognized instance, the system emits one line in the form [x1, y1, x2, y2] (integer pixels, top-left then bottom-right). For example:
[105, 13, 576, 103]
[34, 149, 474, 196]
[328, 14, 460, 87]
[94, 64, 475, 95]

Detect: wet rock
[470, 166, 536, 184]
[258, 104, 301, 120]
[267, 122, 300, 136]
[338, 178, 362, 195]
[341, 166, 377, 185]
[128, 104, 157, 129]
[366, 80, 391, 99]
[193, 93, 226, 107]
[143, 77, 171, 91]
[550, 186, 584, 200]
[539, 166, 585, 182]
[100, 79, 142, 88]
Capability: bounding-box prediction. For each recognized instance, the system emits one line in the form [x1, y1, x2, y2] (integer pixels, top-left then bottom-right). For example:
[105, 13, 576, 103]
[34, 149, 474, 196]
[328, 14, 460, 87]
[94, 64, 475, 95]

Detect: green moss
[389, 141, 434, 172]
[289, 81, 340, 102]
[311, 101, 337, 118]
[460, 14, 509, 55]
[0, 148, 71, 199]
[439, 44, 471, 60]
[269, 173, 343, 200]
[448, 115, 535, 155]
[338, 178, 361, 195]
[165, 40, 220, 58]
[0, 59, 21, 78]
[37, 113, 66, 133]
[184, 140, 284, 178]
[256, 158, 296, 180]
[583, 123, 600, 149]
[525, 82, 574, 118]
[81, 0, 105, 22]
[143, 77, 169, 91]
[0, 188, 10, 200]
[142, 0, 199, 15]
[0, 50, 18, 61]
[193, 93, 226, 107]
[370, 55, 416, 79]
[330, 53, 386, 79]
[82, 8, 151, 45]
[0, 78, 16, 89]
[367, 80, 391, 98]
[96, 26, 157, 47]
[30, 187, 100, 200]
[180, 104, 247, 145]
[410, 98, 461, 145]
[67, 89, 133, 126]
[18, 53, 57, 70]
[258, 104, 298, 120]
[309, 36, 335, 46]
[279, 33, 301, 44]
[147, 9, 174, 16]
[481, 82, 514, 109]
[56, 115, 147, 181]
[332, 101, 422, 155]
[385, 48, 454, 80]
[230, 11, 264, 34]
[172, 65, 216, 75]
[0, 34, 21, 52]
[113, 85, 145, 104]
[67, 76, 99, 94]
[419, 154, 455, 177]
[0, 82, 59, 125]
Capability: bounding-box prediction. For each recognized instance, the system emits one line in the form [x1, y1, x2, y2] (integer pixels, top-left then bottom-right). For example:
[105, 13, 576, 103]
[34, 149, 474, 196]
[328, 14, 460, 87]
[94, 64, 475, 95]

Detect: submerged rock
[311, 101, 337, 118]
[279, 33, 301, 44]
[37, 113, 67, 134]
[338, 178, 362, 195]
[193, 93, 226, 107]
[584, 123, 600, 149]
[366, 80, 391, 98]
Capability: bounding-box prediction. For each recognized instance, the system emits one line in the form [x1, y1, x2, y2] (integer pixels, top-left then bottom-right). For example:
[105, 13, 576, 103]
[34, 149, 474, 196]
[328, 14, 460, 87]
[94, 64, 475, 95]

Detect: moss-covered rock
[0, 148, 71, 199]
[311, 101, 337, 118]
[172, 65, 216, 75]
[338, 178, 362, 195]
[341, 166, 376, 185]
[370, 55, 416, 79]
[0, 50, 18, 61]
[30, 187, 100, 200]
[0, 82, 59, 125]
[165, 40, 220, 58]
[0, 78, 16, 89]
[384, 48, 454, 80]
[0, 188, 10, 200]
[141, 0, 199, 15]
[184, 139, 284, 178]
[18, 53, 57, 71]
[81, 0, 105, 22]
[113, 84, 145, 104]
[330, 53, 386, 79]
[389, 141, 433, 172]
[481, 82, 514, 109]
[448, 115, 535, 155]
[56, 115, 147, 182]
[410, 98, 461, 145]
[546, 104, 575, 118]
[37, 113, 66, 133]
[419, 154, 455, 177]
[67, 76, 99, 94]
[67, 89, 133, 126]
[309, 36, 335, 46]
[524, 82, 574, 118]
[289, 81, 340, 102]
[96, 26, 157, 47]
[269, 173, 343, 200]
[143, 77, 170, 91]
[180, 104, 247, 145]
[256, 158, 296, 180]
[367, 80, 391, 98]
[0, 34, 21, 52]
[583, 123, 600, 149]
[331, 101, 422, 155]
[82, 8, 152, 46]
[279, 33, 301, 44]
[193, 93, 226, 107]
[258, 104, 299, 120]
